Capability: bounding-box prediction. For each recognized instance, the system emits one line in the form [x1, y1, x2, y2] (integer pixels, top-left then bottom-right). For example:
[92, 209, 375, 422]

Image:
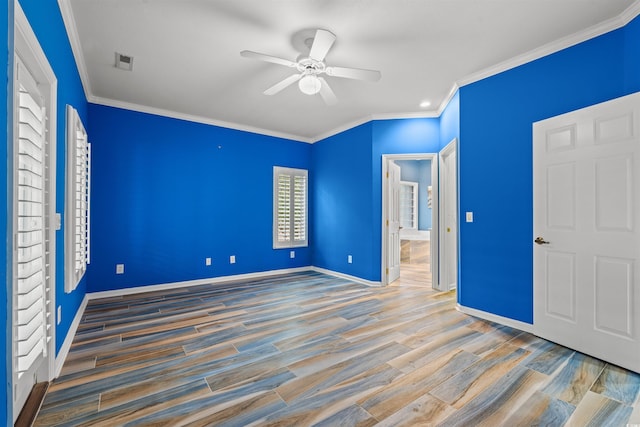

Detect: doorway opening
[396, 159, 434, 287]
[382, 153, 438, 289]
[382, 140, 458, 291]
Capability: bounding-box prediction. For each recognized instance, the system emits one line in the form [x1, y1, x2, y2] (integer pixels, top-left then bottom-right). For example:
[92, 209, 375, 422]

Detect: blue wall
[2, 0, 14, 422]
[440, 91, 460, 148]
[311, 123, 376, 279]
[371, 119, 441, 280]
[87, 104, 312, 292]
[18, 0, 89, 354]
[457, 26, 633, 323]
[395, 160, 432, 230]
[312, 118, 441, 282]
[2, 1, 87, 421]
[624, 16, 640, 93]
[2, 5, 638, 423]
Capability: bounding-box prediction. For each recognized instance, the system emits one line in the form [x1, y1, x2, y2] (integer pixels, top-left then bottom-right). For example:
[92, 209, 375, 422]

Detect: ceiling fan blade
[240, 50, 297, 68]
[318, 77, 338, 106]
[309, 29, 336, 62]
[264, 74, 302, 95]
[325, 66, 381, 82]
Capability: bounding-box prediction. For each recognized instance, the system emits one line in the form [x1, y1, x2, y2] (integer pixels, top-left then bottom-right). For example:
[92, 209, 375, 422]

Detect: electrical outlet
[57, 306, 61, 325]
[205, 257, 212, 266]
[466, 211, 474, 222]
[348, 255, 353, 264]
[290, 251, 295, 259]
[230, 255, 236, 264]
[116, 264, 125, 274]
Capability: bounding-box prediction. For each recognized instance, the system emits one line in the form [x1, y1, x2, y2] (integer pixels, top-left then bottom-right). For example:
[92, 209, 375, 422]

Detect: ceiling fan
[240, 29, 381, 105]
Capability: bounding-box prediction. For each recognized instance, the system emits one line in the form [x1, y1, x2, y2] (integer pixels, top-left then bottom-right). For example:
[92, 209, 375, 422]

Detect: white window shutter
[15, 59, 47, 376]
[65, 105, 90, 293]
[273, 167, 308, 248]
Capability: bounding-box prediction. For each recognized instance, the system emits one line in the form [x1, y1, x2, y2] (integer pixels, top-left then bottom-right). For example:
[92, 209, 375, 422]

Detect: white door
[439, 141, 458, 291]
[533, 91, 640, 373]
[13, 55, 50, 418]
[12, 6, 58, 421]
[387, 161, 401, 283]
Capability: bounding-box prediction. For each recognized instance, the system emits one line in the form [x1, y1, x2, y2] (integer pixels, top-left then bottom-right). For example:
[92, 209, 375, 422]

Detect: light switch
[466, 212, 474, 223]
[116, 264, 125, 274]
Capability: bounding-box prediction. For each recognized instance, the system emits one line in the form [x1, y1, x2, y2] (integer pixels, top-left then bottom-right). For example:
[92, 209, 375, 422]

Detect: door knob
[534, 237, 549, 245]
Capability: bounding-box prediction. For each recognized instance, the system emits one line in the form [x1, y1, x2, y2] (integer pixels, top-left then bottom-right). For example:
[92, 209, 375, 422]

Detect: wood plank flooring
[399, 239, 431, 287]
[34, 271, 640, 426]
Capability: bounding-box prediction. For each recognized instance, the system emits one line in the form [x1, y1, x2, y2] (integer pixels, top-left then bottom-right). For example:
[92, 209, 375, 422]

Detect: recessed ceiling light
[419, 100, 431, 108]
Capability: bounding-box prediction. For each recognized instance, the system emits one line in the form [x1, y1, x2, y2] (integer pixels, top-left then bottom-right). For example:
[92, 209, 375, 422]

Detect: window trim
[273, 166, 308, 249]
[64, 105, 90, 293]
[399, 180, 419, 230]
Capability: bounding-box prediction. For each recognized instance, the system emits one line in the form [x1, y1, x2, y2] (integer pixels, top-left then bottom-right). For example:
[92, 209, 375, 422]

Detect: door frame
[381, 153, 438, 286]
[438, 139, 458, 291]
[12, 2, 58, 420]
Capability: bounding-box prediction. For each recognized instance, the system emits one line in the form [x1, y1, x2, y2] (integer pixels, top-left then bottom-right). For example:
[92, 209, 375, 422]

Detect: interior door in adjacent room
[533, 91, 640, 373]
[387, 160, 402, 284]
[439, 140, 458, 291]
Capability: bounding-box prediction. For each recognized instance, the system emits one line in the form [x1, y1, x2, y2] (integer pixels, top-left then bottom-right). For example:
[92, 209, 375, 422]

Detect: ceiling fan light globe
[298, 74, 321, 95]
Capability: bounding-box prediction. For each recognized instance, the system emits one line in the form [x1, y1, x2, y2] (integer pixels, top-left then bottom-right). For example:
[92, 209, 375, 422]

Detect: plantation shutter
[292, 174, 307, 242]
[15, 59, 48, 376]
[65, 106, 91, 293]
[277, 172, 291, 243]
[273, 167, 308, 248]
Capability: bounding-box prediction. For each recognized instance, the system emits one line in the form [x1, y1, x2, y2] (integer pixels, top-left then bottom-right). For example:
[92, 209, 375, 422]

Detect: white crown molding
[92, 93, 444, 144]
[457, 1, 640, 88]
[58, 0, 640, 143]
[57, 0, 92, 100]
[89, 95, 313, 144]
[309, 116, 373, 143]
[436, 84, 460, 116]
[621, 0, 640, 25]
[309, 109, 443, 143]
[371, 110, 440, 121]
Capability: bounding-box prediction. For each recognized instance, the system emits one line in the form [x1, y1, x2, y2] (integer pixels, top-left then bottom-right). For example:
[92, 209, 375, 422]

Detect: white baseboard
[311, 266, 382, 287]
[55, 294, 88, 377]
[86, 267, 313, 300]
[456, 303, 534, 334]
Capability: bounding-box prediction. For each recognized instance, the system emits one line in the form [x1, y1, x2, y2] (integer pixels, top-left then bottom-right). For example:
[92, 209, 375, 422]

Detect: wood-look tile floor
[398, 263, 431, 287]
[35, 271, 640, 426]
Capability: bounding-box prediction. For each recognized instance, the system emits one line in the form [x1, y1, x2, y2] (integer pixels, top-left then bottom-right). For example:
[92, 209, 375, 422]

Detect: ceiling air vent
[115, 52, 134, 71]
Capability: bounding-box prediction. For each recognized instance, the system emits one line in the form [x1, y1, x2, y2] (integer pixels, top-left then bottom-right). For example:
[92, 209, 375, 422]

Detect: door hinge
[386, 268, 389, 275]
[386, 220, 389, 226]
[386, 172, 389, 178]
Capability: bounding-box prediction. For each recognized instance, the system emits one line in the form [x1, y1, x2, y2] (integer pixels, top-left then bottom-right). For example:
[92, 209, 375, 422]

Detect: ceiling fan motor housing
[296, 57, 325, 75]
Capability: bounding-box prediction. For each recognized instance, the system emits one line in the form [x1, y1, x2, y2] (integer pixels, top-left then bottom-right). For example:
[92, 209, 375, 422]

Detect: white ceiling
[62, 0, 638, 142]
